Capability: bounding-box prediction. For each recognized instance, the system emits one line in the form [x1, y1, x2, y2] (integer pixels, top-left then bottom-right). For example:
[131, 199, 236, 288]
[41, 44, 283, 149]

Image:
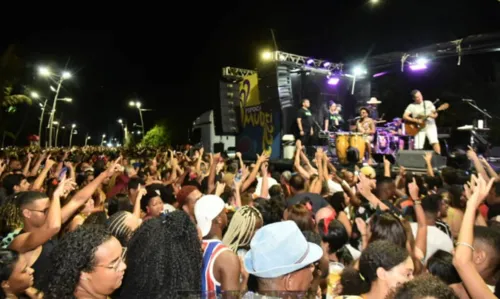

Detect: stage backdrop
[236, 73, 281, 160]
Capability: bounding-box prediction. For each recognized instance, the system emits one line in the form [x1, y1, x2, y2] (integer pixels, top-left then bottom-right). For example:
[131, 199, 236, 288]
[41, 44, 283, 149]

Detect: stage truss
[271, 51, 343, 73]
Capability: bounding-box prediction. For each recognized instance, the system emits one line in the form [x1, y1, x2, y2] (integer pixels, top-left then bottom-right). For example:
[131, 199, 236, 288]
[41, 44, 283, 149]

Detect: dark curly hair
[387, 273, 458, 299]
[0, 249, 19, 299]
[43, 225, 113, 299]
[340, 240, 409, 296]
[120, 211, 202, 298]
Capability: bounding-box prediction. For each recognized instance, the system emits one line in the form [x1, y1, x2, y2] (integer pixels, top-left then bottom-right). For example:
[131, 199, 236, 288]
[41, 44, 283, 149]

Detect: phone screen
[58, 167, 68, 180]
[235, 170, 242, 182]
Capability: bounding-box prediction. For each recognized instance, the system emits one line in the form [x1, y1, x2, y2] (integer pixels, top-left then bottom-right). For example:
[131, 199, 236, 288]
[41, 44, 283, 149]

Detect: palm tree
[0, 45, 32, 146]
[0, 45, 32, 108]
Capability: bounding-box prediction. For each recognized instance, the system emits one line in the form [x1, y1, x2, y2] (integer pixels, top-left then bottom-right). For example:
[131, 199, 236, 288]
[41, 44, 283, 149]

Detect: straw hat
[367, 97, 382, 105]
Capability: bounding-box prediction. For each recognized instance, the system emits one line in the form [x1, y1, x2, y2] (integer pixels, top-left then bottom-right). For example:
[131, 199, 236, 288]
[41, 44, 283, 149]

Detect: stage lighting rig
[262, 51, 343, 73]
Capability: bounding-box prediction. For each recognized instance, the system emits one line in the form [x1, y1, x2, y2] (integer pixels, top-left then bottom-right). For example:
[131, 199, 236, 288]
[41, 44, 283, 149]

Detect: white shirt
[327, 179, 343, 195]
[254, 176, 279, 199]
[410, 222, 453, 263]
[404, 100, 436, 125]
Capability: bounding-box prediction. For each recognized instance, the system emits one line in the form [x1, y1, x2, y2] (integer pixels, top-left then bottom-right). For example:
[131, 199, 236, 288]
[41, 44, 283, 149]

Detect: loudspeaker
[395, 150, 447, 172]
[258, 63, 293, 135]
[258, 64, 293, 109]
[218, 81, 240, 135]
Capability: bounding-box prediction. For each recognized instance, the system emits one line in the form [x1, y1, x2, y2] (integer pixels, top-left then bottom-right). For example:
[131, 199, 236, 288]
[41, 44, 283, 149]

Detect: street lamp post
[117, 119, 129, 145]
[101, 134, 106, 146]
[129, 101, 145, 136]
[38, 67, 72, 147]
[31, 92, 49, 146]
[53, 121, 60, 146]
[84, 134, 91, 146]
[69, 124, 76, 147]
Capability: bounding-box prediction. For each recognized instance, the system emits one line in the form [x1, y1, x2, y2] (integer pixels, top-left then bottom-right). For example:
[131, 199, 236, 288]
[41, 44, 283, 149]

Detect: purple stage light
[327, 77, 340, 85]
[409, 64, 427, 71]
[373, 71, 388, 78]
[307, 59, 314, 65]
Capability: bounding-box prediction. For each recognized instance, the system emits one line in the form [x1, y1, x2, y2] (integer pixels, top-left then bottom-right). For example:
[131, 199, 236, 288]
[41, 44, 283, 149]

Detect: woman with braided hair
[0, 199, 23, 249]
[222, 206, 263, 257]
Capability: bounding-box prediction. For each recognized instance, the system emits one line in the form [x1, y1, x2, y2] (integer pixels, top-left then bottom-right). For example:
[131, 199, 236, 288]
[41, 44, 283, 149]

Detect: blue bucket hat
[244, 221, 323, 278]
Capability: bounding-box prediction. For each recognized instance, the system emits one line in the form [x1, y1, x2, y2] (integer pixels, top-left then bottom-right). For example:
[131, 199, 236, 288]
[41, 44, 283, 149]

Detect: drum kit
[322, 119, 410, 164]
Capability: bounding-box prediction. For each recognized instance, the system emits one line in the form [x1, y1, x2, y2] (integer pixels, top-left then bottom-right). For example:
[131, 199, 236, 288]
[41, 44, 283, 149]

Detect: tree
[0, 45, 32, 146]
[0, 45, 32, 108]
[141, 121, 171, 147]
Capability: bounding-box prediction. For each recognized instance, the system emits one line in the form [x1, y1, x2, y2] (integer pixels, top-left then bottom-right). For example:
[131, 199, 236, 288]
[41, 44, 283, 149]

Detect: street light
[38, 67, 50, 77]
[38, 66, 72, 147]
[129, 101, 145, 136]
[84, 134, 91, 146]
[69, 124, 76, 147]
[31, 91, 49, 146]
[101, 134, 106, 146]
[117, 119, 127, 145]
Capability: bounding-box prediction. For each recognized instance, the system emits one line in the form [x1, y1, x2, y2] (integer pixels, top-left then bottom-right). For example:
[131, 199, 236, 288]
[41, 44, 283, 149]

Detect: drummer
[324, 101, 344, 132]
[356, 107, 376, 162]
[366, 97, 382, 120]
[388, 117, 404, 135]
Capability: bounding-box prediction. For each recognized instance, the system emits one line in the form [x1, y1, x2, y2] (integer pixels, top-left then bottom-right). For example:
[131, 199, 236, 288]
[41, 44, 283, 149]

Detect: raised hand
[408, 177, 419, 200]
[467, 174, 495, 208]
[105, 156, 123, 177]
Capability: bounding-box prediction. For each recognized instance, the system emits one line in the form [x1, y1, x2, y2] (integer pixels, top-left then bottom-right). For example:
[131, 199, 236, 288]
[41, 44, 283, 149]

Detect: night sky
[1, 0, 499, 145]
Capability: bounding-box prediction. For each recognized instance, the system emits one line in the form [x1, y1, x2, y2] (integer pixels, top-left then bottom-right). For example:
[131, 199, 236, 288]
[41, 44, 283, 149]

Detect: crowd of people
[0, 141, 499, 298]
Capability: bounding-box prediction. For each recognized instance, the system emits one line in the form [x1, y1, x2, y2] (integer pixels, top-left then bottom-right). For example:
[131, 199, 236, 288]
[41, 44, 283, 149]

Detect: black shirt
[297, 108, 313, 131]
[324, 113, 344, 131]
[286, 192, 330, 214]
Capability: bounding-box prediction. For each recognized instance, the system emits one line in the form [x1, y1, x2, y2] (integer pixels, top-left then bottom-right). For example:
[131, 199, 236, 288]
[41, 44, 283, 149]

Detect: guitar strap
[423, 100, 426, 121]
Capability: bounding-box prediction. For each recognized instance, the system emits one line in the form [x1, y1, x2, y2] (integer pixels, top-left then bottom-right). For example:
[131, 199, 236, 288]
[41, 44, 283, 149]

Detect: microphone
[462, 99, 474, 102]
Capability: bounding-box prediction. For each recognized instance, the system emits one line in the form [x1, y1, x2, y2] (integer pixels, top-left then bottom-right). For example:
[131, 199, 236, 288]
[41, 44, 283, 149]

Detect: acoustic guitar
[404, 103, 449, 137]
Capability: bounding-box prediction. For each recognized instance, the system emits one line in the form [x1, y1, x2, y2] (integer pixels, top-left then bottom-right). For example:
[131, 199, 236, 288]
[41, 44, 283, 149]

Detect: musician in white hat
[366, 97, 382, 120]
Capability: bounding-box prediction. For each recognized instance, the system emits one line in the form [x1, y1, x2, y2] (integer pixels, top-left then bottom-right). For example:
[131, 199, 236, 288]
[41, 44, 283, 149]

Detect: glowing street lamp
[129, 101, 145, 136]
[38, 67, 51, 77]
[38, 65, 73, 147]
[31, 91, 49, 146]
[84, 134, 91, 146]
[69, 124, 76, 147]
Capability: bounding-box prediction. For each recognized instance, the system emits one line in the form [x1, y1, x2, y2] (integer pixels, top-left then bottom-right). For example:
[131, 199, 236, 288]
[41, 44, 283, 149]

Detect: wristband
[456, 242, 475, 251]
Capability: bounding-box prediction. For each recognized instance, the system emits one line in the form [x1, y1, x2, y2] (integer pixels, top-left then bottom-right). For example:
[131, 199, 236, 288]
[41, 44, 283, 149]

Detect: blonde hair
[222, 206, 263, 252]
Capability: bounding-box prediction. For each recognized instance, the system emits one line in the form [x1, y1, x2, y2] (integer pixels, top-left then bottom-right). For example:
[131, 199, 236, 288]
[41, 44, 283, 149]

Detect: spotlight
[261, 51, 272, 61]
[327, 77, 340, 85]
[352, 65, 367, 76]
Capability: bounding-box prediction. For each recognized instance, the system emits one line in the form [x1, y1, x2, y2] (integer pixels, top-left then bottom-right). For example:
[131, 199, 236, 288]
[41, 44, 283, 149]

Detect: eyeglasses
[96, 247, 127, 271]
[28, 208, 49, 215]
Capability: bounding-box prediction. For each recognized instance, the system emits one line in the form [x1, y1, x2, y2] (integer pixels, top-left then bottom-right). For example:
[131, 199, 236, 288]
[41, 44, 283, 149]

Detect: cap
[194, 195, 225, 237]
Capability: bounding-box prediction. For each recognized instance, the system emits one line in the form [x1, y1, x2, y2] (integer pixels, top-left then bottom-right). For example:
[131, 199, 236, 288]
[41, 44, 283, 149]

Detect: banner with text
[236, 73, 281, 160]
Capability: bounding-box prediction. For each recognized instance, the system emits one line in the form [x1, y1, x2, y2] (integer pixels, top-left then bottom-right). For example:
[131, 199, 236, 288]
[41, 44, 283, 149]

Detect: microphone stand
[464, 100, 492, 119]
[464, 99, 491, 149]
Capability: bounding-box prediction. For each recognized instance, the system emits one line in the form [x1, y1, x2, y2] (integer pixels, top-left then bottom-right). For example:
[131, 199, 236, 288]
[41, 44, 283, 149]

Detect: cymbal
[375, 120, 386, 124]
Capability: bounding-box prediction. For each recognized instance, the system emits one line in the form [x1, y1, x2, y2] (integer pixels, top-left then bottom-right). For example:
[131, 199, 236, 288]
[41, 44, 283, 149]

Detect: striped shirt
[201, 239, 230, 298]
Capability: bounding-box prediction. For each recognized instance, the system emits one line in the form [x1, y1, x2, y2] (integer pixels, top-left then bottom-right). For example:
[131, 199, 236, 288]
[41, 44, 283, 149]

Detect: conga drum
[335, 133, 350, 164]
[349, 133, 366, 163]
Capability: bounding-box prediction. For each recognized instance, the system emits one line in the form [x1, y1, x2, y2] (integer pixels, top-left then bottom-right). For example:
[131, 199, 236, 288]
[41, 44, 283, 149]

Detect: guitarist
[403, 90, 441, 154]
